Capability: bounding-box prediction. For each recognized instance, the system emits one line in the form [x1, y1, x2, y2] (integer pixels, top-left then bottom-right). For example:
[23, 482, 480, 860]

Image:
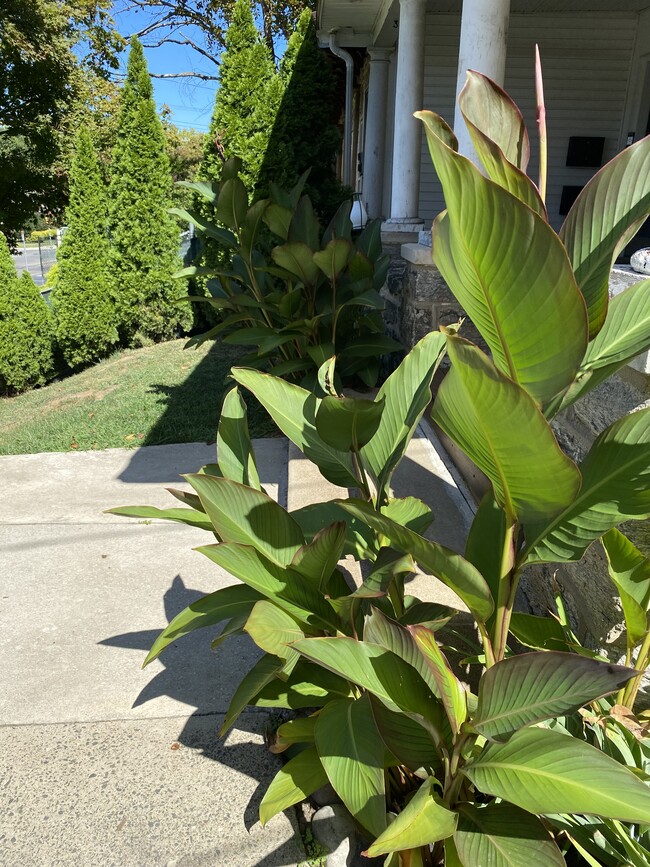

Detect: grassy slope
[0, 339, 277, 455]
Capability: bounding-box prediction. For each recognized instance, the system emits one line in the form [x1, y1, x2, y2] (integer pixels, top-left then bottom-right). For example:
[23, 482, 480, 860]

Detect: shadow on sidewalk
[99, 573, 299, 865]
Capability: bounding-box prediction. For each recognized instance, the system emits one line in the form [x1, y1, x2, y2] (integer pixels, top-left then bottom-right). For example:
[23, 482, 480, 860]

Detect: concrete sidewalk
[0, 427, 474, 866]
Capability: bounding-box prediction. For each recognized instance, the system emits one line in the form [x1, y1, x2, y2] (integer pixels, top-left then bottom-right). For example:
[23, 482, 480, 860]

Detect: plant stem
[535, 44, 548, 203]
[490, 520, 517, 664]
[351, 435, 372, 501]
[622, 628, 650, 709]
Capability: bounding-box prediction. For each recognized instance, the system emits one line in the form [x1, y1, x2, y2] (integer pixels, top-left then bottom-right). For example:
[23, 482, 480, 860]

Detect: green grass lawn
[0, 339, 277, 455]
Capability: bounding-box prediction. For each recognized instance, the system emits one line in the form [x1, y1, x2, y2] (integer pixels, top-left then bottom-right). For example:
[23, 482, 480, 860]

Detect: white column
[386, 0, 426, 228]
[453, 0, 510, 161]
[363, 49, 391, 220]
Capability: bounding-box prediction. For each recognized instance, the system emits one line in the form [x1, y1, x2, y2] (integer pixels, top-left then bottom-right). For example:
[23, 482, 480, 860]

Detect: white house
[318, 0, 650, 239]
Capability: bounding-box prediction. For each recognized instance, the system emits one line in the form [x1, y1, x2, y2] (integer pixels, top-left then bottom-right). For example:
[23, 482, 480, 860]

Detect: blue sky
[112, 5, 220, 132]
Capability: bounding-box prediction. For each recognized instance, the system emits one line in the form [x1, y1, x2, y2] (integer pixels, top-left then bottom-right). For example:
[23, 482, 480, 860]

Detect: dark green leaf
[453, 803, 566, 867]
[559, 135, 650, 337]
[216, 388, 261, 490]
[315, 696, 387, 836]
[260, 747, 328, 826]
[315, 396, 384, 452]
[473, 652, 635, 740]
[464, 727, 650, 821]
[364, 777, 457, 856]
[432, 336, 581, 523]
[340, 501, 494, 622]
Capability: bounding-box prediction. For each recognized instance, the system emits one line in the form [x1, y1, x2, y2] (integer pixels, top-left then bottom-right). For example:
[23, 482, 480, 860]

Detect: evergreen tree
[257, 9, 347, 221]
[199, 0, 280, 194]
[53, 127, 117, 368]
[108, 37, 191, 345]
[0, 235, 55, 394]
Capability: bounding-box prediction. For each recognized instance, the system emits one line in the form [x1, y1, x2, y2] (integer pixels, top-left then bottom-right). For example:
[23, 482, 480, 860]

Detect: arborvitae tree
[257, 9, 347, 221]
[53, 127, 118, 368]
[0, 235, 55, 394]
[108, 37, 191, 345]
[199, 0, 280, 194]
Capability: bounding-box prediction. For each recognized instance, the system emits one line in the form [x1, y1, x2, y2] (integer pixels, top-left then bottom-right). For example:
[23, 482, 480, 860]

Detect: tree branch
[149, 71, 219, 80]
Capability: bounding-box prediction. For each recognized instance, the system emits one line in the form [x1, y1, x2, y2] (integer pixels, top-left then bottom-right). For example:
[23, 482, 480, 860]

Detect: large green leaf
[252, 660, 353, 709]
[289, 522, 347, 590]
[315, 396, 384, 452]
[463, 727, 650, 822]
[143, 584, 262, 666]
[313, 238, 351, 280]
[168, 207, 237, 248]
[186, 474, 304, 567]
[361, 331, 447, 500]
[465, 493, 511, 630]
[330, 550, 415, 623]
[417, 111, 587, 406]
[107, 504, 212, 531]
[381, 497, 433, 535]
[432, 336, 581, 523]
[508, 613, 570, 652]
[559, 134, 650, 337]
[259, 747, 328, 826]
[273, 715, 317, 751]
[363, 608, 445, 706]
[525, 408, 650, 564]
[231, 368, 358, 488]
[364, 777, 457, 857]
[341, 499, 493, 621]
[472, 652, 635, 740]
[457, 72, 546, 217]
[559, 278, 650, 409]
[290, 499, 376, 560]
[221, 653, 284, 734]
[244, 600, 305, 671]
[453, 803, 566, 867]
[271, 241, 319, 286]
[409, 625, 467, 734]
[217, 176, 248, 233]
[292, 637, 439, 726]
[315, 696, 387, 837]
[369, 696, 442, 773]
[197, 542, 337, 629]
[602, 528, 650, 646]
[216, 387, 261, 490]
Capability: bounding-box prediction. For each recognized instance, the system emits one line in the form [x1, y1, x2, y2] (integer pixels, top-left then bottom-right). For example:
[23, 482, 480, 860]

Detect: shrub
[175, 158, 398, 389]
[53, 127, 117, 368]
[108, 37, 191, 345]
[28, 228, 58, 243]
[0, 235, 55, 394]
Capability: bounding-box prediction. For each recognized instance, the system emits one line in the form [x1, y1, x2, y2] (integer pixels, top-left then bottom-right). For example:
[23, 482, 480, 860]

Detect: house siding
[417, 12, 638, 228]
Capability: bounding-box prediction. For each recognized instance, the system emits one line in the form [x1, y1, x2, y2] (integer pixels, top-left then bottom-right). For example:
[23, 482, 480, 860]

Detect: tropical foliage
[112, 69, 650, 865]
[175, 158, 399, 388]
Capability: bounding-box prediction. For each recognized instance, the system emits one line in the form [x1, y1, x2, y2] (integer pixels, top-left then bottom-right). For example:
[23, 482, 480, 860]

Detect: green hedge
[0, 234, 55, 394]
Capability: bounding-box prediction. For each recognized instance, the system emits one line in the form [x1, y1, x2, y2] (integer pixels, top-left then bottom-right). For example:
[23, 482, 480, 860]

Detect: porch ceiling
[318, 0, 650, 48]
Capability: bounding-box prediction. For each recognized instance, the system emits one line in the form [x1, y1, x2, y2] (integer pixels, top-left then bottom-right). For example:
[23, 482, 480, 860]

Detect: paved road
[12, 244, 57, 287]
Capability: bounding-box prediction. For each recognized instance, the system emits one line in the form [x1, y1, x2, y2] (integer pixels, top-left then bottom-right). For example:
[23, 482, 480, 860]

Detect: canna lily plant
[111, 63, 650, 865]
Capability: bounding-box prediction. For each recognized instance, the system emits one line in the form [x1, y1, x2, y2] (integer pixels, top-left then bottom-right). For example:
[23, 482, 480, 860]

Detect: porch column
[363, 48, 391, 219]
[453, 0, 510, 161]
[385, 0, 426, 228]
